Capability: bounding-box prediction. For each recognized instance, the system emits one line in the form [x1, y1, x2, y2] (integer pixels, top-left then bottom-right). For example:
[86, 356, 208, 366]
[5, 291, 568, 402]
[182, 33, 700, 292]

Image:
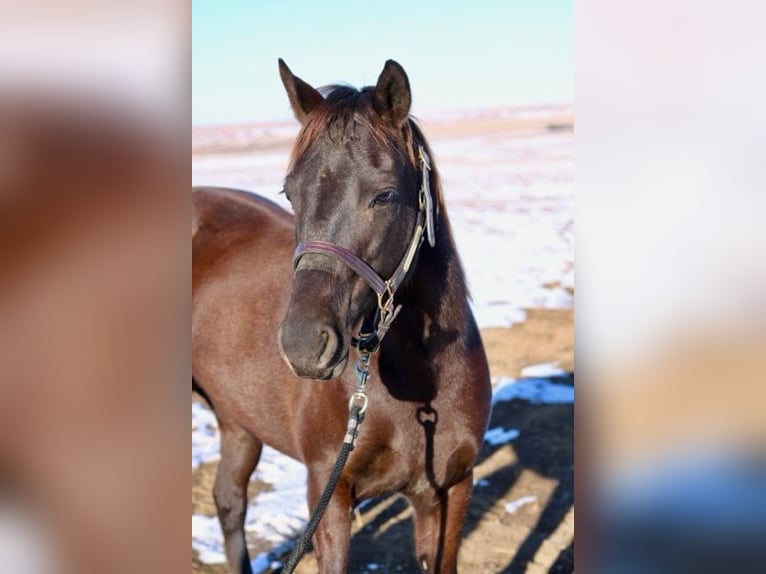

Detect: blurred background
[192, 1, 574, 573]
[0, 1, 187, 573]
[579, 2, 766, 572]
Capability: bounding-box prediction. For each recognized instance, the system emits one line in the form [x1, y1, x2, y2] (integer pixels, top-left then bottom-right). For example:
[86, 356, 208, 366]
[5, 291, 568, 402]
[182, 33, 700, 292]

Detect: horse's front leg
[213, 423, 263, 574]
[410, 471, 474, 573]
[305, 469, 352, 574]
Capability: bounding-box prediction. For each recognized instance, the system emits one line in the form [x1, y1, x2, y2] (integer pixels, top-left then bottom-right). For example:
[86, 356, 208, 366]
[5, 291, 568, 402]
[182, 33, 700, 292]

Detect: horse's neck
[397, 227, 471, 345]
[378, 230, 472, 401]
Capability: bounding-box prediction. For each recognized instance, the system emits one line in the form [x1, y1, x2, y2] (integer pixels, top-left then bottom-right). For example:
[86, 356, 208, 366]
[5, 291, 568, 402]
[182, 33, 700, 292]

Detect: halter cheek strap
[418, 145, 436, 248]
[292, 145, 435, 349]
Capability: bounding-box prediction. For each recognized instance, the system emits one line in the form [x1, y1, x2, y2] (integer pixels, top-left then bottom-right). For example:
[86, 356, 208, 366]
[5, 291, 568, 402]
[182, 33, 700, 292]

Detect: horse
[192, 59, 492, 574]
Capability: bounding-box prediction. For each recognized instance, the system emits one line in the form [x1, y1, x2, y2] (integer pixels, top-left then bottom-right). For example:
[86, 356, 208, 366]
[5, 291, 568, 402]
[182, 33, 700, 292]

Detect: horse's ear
[373, 60, 411, 128]
[278, 58, 324, 124]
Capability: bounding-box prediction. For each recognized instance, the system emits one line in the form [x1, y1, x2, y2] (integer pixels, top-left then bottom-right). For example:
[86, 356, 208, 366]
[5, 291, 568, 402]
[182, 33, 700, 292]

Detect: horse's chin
[279, 347, 350, 381]
[318, 352, 349, 381]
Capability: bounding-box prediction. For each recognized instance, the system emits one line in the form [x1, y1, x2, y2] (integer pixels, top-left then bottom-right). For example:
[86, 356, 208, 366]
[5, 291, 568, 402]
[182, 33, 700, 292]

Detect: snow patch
[505, 495, 538, 513]
[191, 514, 225, 563]
[484, 427, 521, 445]
[192, 401, 220, 469]
[520, 362, 568, 378]
[192, 401, 308, 563]
[493, 377, 574, 405]
[250, 553, 284, 574]
[242, 448, 308, 544]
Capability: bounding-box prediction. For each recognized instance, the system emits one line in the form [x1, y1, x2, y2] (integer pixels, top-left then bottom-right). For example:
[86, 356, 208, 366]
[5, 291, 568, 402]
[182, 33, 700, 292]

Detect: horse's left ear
[373, 60, 411, 128]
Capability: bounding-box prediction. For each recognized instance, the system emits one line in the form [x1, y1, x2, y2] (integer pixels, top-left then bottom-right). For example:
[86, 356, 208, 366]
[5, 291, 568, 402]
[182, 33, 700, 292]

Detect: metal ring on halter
[348, 390, 369, 415]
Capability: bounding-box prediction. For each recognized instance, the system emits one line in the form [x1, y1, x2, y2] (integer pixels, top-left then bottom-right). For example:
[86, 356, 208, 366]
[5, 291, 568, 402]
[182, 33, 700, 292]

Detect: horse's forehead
[302, 126, 396, 174]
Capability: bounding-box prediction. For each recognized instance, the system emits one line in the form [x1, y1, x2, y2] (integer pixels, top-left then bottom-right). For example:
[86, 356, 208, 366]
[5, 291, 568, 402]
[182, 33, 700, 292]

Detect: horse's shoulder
[192, 186, 292, 239]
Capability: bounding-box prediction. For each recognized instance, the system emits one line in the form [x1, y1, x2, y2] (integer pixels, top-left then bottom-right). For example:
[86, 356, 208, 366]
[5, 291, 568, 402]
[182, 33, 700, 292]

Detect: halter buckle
[418, 146, 436, 247]
[376, 281, 396, 319]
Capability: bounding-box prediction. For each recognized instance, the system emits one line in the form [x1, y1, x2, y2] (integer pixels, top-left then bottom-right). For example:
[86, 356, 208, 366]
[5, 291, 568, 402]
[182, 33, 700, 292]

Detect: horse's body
[192, 60, 492, 573]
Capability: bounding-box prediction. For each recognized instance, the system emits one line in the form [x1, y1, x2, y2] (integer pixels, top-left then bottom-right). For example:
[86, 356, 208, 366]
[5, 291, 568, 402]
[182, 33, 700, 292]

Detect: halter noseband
[292, 145, 436, 350]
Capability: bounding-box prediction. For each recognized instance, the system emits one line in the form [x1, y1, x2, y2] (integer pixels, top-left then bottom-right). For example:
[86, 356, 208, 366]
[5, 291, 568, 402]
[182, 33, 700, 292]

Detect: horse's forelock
[288, 85, 411, 171]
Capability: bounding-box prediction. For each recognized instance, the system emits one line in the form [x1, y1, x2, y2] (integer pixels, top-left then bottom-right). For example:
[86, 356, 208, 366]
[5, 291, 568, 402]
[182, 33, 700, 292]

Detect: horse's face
[277, 59, 416, 379]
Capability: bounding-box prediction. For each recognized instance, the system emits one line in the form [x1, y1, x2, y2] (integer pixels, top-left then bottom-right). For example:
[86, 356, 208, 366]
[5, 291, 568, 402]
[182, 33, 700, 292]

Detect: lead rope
[281, 351, 371, 574]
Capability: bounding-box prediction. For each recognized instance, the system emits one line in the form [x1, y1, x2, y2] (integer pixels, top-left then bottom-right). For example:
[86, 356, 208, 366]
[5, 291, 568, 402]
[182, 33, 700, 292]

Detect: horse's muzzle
[278, 269, 351, 380]
[278, 319, 348, 380]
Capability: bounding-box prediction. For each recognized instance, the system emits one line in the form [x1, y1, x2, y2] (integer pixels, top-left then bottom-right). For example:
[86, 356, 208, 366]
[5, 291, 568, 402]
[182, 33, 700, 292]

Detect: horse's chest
[347, 405, 478, 500]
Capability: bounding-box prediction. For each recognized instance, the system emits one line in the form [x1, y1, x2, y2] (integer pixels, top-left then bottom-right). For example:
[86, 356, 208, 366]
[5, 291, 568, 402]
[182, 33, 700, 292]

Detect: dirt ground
[192, 307, 573, 574]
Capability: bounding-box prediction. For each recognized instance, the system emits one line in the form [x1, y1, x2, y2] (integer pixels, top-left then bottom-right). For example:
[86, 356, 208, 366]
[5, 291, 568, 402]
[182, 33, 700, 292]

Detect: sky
[192, 0, 572, 126]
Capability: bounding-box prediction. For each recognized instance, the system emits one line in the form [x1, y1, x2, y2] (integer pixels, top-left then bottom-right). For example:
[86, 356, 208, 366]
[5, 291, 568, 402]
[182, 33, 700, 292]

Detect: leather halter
[293, 145, 436, 349]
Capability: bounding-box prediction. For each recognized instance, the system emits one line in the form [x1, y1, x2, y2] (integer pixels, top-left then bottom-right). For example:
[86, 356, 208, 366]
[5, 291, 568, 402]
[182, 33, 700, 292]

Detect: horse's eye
[280, 188, 292, 203]
[371, 189, 395, 207]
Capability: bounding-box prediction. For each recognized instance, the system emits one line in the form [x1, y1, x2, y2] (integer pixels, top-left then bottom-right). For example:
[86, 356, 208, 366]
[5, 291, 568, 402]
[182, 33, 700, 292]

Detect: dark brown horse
[192, 59, 492, 573]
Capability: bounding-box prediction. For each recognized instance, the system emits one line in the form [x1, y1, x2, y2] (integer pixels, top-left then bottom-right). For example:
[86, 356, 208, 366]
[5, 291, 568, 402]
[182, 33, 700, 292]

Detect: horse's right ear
[278, 59, 323, 124]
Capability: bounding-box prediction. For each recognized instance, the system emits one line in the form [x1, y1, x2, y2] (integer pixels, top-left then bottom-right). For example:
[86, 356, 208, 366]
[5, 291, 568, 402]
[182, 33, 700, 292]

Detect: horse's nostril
[316, 328, 340, 370]
[316, 330, 328, 361]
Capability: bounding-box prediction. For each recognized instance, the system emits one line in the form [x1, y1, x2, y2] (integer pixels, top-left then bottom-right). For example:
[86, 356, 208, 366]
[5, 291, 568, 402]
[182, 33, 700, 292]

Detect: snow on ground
[492, 376, 575, 406]
[191, 438, 308, 564]
[192, 401, 219, 469]
[433, 130, 574, 327]
[484, 426, 521, 445]
[519, 362, 569, 378]
[505, 495, 539, 514]
[192, 112, 573, 564]
[241, 452, 308, 544]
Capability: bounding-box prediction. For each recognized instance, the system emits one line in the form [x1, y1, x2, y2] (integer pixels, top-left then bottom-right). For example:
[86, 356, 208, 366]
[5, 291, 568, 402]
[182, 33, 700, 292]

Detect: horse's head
[277, 59, 427, 379]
